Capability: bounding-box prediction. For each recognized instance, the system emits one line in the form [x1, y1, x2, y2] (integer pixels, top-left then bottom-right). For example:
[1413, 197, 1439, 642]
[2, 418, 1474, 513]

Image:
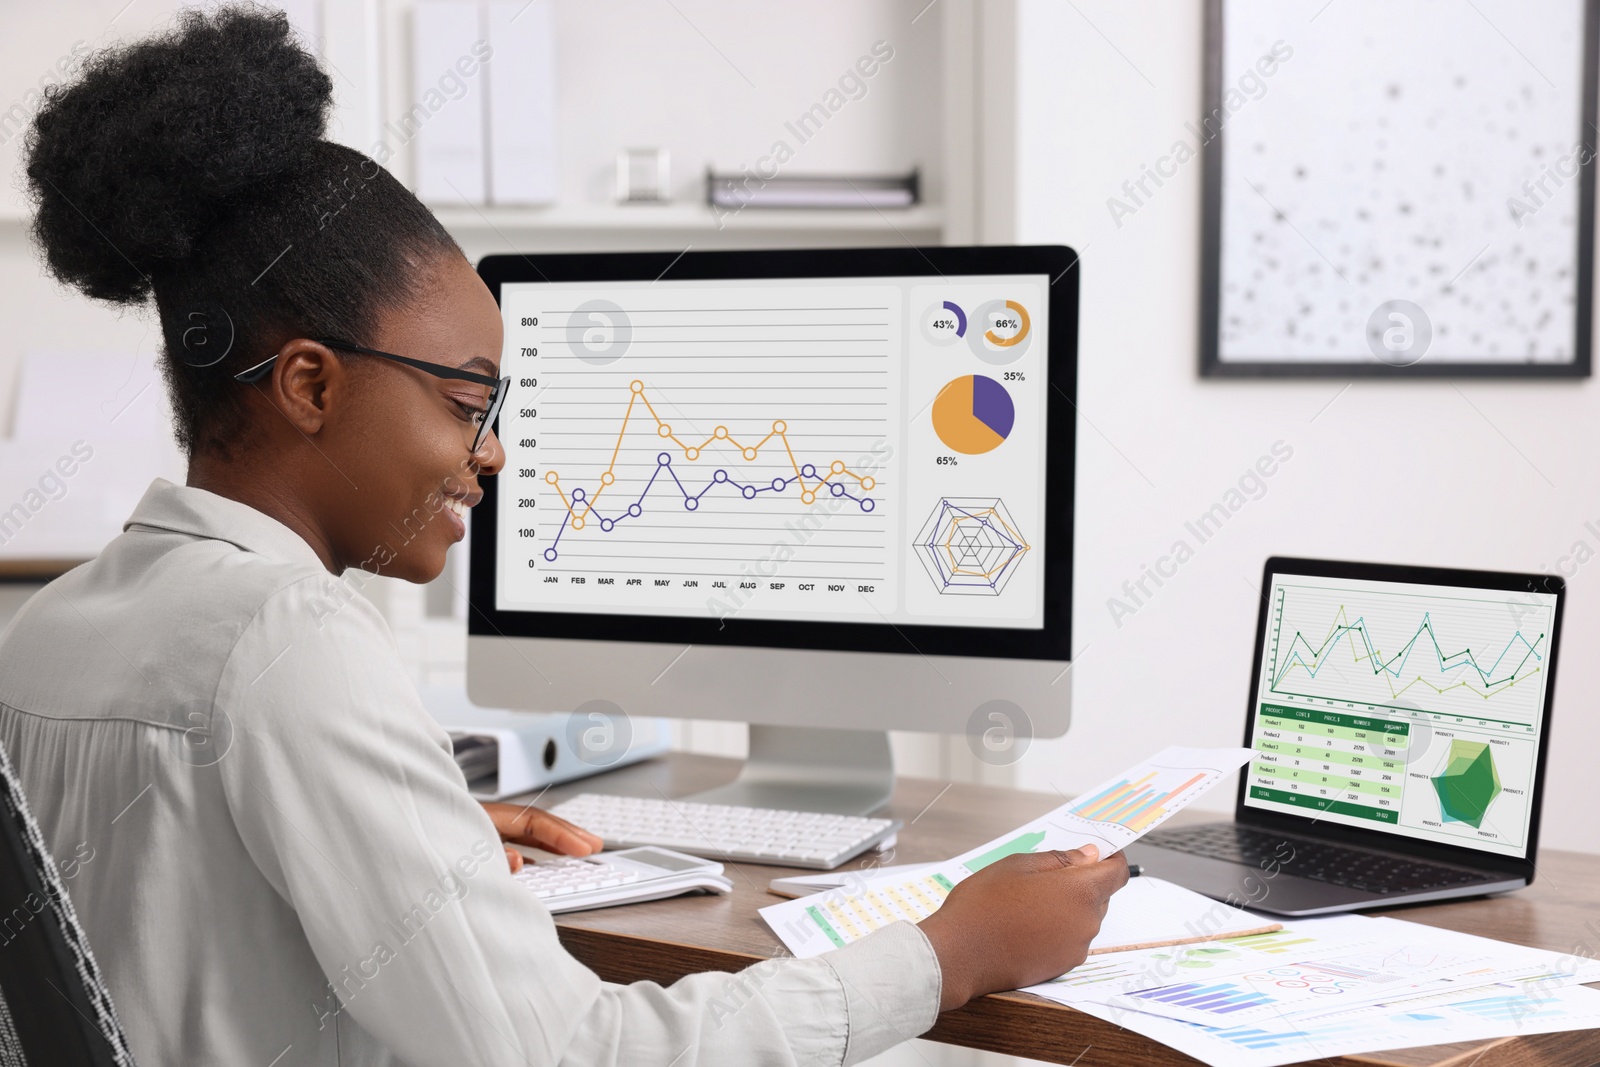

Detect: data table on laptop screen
[1244, 573, 1554, 859]
[494, 275, 1050, 629]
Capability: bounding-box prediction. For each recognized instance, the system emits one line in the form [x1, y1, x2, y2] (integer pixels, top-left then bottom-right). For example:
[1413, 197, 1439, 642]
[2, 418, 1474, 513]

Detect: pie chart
[932, 375, 1015, 455]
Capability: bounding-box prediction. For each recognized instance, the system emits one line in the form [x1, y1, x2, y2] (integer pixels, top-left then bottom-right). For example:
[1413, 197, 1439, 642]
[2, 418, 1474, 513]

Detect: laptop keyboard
[1143, 824, 1489, 895]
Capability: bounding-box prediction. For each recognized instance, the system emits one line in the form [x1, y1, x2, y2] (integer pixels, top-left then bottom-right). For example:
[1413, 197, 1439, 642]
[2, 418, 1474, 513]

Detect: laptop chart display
[1244, 571, 1555, 860]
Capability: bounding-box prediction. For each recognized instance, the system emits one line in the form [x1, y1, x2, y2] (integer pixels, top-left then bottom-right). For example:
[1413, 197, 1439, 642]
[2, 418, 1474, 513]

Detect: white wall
[1011, 0, 1600, 855]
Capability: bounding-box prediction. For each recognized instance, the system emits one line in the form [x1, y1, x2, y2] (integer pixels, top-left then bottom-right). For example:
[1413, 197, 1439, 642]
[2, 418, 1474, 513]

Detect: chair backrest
[0, 737, 135, 1066]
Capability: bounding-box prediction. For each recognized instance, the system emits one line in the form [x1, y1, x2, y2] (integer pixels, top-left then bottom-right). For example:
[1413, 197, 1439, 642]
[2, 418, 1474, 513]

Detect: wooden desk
[526, 753, 1600, 1067]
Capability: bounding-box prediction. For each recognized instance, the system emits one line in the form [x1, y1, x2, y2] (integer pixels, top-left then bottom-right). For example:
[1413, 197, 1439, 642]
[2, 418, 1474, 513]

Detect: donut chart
[923, 300, 967, 345]
[932, 374, 1015, 455]
[968, 299, 1032, 364]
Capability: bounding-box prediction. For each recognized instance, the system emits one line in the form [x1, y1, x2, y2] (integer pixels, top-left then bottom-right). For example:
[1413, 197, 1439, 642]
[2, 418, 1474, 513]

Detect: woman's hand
[917, 844, 1129, 1011]
[480, 801, 605, 872]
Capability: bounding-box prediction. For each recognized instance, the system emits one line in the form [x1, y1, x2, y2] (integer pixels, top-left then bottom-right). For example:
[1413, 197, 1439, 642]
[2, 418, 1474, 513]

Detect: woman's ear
[259, 338, 344, 436]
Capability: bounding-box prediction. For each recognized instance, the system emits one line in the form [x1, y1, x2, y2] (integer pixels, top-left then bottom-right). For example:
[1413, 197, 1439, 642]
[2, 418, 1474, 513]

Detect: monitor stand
[685, 725, 894, 816]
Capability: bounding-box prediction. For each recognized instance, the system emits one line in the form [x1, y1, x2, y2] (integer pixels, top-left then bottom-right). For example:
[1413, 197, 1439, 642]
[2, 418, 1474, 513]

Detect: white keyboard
[547, 793, 901, 870]
[511, 847, 733, 914]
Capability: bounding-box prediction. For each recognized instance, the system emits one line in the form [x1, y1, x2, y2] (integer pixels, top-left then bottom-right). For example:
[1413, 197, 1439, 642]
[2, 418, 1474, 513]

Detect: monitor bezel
[1234, 556, 1564, 880]
[470, 245, 1078, 662]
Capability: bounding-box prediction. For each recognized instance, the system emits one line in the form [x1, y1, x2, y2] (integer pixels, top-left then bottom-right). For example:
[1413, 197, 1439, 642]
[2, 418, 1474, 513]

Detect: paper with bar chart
[760, 746, 1253, 958]
[1026, 915, 1380, 1005]
[1244, 572, 1554, 858]
[1073, 981, 1600, 1067]
[1053, 912, 1600, 1067]
[1030, 912, 1600, 1014]
[984, 745, 1256, 859]
[495, 276, 1050, 628]
[1015, 858, 1600, 1061]
[1107, 940, 1544, 1026]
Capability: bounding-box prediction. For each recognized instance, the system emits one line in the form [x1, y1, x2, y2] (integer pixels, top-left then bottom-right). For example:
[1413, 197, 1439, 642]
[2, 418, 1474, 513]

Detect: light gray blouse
[0, 479, 940, 1066]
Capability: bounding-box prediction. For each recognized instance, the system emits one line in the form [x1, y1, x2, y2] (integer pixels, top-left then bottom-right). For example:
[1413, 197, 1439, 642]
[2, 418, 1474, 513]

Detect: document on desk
[1032, 914, 1600, 1011]
[759, 745, 1254, 958]
[1102, 926, 1554, 1024]
[1073, 982, 1600, 1067]
[1026, 914, 1380, 1005]
[1030, 914, 1600, 1067]
[1129, 918, 1600, 1023]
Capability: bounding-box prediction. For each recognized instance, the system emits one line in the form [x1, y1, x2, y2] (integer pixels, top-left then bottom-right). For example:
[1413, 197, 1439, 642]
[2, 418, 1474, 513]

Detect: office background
[0, 0, 1591, 892]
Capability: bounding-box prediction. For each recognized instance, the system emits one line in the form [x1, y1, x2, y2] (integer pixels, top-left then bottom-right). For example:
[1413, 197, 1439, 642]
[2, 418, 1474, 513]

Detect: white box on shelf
[0, 351, 185, 562]
[486, 0, 558, 205]
[411, 1, 488, 205]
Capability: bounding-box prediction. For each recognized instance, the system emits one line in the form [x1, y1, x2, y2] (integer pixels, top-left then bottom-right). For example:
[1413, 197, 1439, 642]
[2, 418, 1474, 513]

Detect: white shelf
[0, 203, 945, 237]
[429, 203, 945, 234]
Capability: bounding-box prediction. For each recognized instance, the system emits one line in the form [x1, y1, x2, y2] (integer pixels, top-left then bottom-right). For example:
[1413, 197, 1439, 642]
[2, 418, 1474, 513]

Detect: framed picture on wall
[1200, 0, 1598, 377]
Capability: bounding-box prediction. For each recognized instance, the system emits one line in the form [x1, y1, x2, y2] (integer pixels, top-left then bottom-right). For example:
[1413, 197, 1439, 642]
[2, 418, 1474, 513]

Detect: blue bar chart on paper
[1126, 980, 1276, 1015]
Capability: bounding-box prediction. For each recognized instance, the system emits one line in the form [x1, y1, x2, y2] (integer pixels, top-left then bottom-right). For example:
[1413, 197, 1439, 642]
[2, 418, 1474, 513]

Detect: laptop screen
[1243, 568, 1557, 860]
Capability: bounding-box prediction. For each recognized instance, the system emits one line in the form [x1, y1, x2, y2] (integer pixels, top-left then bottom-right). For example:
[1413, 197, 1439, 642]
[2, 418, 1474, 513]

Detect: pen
[1127, 863, 1144, 877]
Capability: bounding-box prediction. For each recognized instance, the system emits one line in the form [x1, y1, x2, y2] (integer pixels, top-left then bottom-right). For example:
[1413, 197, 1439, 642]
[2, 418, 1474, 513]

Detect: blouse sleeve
[214, 577, 941, 1067]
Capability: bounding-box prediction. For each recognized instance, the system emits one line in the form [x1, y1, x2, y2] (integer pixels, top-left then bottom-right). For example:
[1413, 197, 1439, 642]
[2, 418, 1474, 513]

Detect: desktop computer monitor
[467, 246, 1078, 813]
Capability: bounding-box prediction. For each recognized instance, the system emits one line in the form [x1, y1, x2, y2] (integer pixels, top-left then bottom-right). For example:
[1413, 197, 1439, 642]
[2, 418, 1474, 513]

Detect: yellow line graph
[544, 379, 879, 529]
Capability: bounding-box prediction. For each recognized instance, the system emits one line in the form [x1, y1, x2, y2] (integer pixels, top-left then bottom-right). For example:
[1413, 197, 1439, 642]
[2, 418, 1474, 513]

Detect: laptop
[1127, 557, 1564, 916]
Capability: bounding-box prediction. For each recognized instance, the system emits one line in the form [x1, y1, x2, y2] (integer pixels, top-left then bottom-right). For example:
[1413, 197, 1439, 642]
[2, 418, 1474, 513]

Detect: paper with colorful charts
[759, 745, 1254, 959]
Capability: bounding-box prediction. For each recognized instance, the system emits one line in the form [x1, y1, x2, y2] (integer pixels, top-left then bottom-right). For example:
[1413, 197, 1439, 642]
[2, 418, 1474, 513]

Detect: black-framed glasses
[234, 338, 510, 454]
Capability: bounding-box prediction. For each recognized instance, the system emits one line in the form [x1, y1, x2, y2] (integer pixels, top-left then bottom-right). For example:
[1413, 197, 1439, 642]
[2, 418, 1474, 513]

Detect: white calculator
[511, 847, 733, 914]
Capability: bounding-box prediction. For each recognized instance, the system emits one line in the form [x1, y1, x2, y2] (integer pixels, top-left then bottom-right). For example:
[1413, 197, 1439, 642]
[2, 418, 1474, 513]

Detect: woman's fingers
[1054, 843, 1101, 866]
[481, 801, 605, 856]
[1013, 843, 1102, 872]
[519, 810, 605, 856]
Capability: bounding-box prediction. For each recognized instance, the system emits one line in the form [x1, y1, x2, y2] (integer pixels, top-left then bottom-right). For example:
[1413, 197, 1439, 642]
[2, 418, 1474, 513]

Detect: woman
[1, 7, 1127, 1065]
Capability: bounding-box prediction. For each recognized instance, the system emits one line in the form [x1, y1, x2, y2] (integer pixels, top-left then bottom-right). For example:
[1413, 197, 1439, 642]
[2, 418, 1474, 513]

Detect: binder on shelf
[486, 0, 558, 205]
[706, 169, 919, 210]
[412, 1, 488, 205]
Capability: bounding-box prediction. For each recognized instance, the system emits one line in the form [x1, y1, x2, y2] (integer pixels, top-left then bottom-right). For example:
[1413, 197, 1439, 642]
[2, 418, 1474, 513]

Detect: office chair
[0, 738, 135, 1065]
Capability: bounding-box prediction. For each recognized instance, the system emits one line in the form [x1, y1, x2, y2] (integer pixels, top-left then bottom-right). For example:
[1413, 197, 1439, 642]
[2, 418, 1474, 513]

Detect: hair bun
[24, 4, 333, 304]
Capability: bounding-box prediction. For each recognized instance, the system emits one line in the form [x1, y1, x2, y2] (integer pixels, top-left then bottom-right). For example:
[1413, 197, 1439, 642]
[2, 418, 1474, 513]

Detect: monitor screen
[493, 273, 1051, 632]
[1242, 569, 1557, 859]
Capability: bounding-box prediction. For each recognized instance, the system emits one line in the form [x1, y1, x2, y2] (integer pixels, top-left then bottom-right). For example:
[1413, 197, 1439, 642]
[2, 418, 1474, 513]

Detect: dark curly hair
[23, 3, 462, 457]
